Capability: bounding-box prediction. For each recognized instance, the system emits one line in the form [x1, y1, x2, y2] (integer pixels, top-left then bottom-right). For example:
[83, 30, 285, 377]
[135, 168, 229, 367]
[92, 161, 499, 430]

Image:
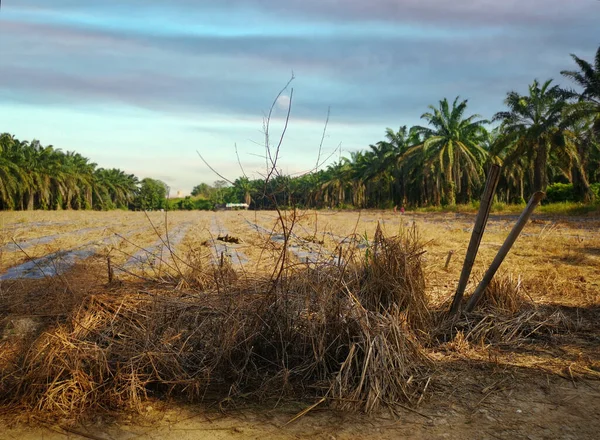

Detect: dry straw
[434, 272, 575, 347]
[0, 216, 585, 423]
[1, 226, 433, 420]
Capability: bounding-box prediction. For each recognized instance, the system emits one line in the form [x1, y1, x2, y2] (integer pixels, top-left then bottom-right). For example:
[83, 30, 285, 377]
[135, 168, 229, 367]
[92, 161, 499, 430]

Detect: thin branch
[196, 151, 235, 186]
[264, 73, 295, 168]
[235, 143, 248, 179]
[289, 142, 343, 177]
[265, 87, 294, 184]
[315, 106, 331, 172]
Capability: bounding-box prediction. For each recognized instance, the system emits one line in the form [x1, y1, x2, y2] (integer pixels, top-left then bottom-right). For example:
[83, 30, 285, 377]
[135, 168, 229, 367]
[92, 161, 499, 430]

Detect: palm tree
[349, 152, 371, 208]
[61, 152, 97, 209]
[359, 144, 392, 207]
[0, 134, 146, 211]
[321, 159, 351, 208]
[393, 126, 427, 206]
[561, 45, 600, 137]
[233, 177, 253, 206]
[494, 79, 577, 193]
[0, 134, 22, 209]
[94, 168, 139, 209]
[39, 145, 70, 210]
[409, 97, 489, 205]
[561, 45, 600, 200]
[18, 142, 67, 210]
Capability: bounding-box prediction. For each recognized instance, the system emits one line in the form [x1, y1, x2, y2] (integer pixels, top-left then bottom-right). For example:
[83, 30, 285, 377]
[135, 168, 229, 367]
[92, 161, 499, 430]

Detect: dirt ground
[1, 209, 599, 439]
[2, 375, 599, 439]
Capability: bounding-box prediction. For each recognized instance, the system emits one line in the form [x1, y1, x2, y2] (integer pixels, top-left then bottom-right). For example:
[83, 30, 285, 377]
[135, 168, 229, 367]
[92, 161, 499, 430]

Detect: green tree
[233, 177, 253, 206]
[409, 97, 489, 205]
[135, 178, 168, 210]
[561, 45, 600, 200]
[191, 183, 213, 198]
[378, 126, 421, 206]
[94, 168, 139, 209]
[0, 134, 22, 209]
[494, 79, 577, 193]
[561, 45, 600, 138]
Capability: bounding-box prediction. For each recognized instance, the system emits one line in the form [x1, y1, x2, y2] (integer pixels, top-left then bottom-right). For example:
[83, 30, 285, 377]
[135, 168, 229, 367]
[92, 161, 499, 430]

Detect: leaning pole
[464, 191, 545, 313]
[449, 164, 501, 315]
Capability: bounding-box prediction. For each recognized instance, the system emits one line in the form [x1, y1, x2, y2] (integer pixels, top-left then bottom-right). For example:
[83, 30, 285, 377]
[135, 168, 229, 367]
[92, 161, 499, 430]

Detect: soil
[2, 374, 599, 439]
[1, 210, 599, 439]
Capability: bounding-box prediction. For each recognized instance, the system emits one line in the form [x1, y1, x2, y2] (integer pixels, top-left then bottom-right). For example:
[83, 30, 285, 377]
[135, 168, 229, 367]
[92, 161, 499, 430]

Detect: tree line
[0, 134, 168, 211]
[2, 45, 599, 211]
[216, 45, 599, 210]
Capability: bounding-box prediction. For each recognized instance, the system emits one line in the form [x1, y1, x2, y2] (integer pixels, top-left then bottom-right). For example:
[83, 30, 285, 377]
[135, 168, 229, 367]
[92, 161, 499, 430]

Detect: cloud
[276, 95, 292, 111]
[14, 0, 596, 26]
[1, 0, 598, 191]
[2, 13, 595, 126]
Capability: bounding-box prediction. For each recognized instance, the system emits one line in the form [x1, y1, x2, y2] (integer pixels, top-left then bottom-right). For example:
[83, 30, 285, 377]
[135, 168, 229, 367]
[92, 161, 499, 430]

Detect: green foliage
[134, 178, 168, 211]
[538, 202, 600, 216]
[168, 196, 214, 211]
[3, 44, 599, 213]
[0, 133, 140, 211]
[190, 183, 213, 198]
[412, 97, 489, 206]
[494, 79, 575, 193]
[176, 196, 196, 210]
[545, 183, 575, 203]
[194, 198, 214, 210]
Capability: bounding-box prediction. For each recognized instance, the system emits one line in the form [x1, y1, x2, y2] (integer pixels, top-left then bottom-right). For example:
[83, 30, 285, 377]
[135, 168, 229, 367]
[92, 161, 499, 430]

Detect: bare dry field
[1, 209, 599, 439]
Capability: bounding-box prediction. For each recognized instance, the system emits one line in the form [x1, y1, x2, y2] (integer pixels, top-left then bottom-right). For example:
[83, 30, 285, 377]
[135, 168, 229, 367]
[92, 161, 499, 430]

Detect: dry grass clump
[356, 223, 430, 331]
[0, 228, 431, 421]
[330, 306, 429, 412]
[183, 248, 238, 291]
[471, 272, 529, 315]
[434, 273, 575, 347]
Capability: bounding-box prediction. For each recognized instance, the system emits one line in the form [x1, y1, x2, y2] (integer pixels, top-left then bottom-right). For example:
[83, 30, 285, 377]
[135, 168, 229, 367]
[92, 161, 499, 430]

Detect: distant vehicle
[225, 203, 249, 210]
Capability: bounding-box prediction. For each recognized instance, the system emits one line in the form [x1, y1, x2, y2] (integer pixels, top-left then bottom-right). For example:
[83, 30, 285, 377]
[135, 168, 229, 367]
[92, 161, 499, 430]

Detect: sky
[0, 1, 598, 195]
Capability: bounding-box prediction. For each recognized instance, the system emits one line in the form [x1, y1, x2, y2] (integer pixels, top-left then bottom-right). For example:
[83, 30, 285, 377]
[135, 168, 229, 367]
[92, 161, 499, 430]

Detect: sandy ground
[1, 209, 599, 439]
[2, 376, 599, 439]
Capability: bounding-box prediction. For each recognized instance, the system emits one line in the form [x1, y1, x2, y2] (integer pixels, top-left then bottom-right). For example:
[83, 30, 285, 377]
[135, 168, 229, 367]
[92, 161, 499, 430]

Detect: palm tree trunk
[65, 189, 72, 210]
[444, 165, 456, 205]
[455, 161, 462, 199]
[27, 192, 34, 210]
[572, 141, 593, 202]
[533, 145, 548, 192]
[86, 187, 92, 209]
[519, 175, 524, 202]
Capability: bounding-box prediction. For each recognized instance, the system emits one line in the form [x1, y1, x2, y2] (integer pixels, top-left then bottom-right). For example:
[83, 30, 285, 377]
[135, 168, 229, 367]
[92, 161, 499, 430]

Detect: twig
[196, 151, 235, 186]
[59, 425, 113, 440]
[314, 106, 330, 172]
[285, 397, 327, 426]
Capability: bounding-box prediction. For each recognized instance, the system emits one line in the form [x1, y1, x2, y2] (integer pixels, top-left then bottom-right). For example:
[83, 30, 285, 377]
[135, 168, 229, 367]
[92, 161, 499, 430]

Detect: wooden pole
[464, 191, 544, 312]
[107, 257, 113, 283]
[449, 164, 501, 315]
[444, 250, 455, 271]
